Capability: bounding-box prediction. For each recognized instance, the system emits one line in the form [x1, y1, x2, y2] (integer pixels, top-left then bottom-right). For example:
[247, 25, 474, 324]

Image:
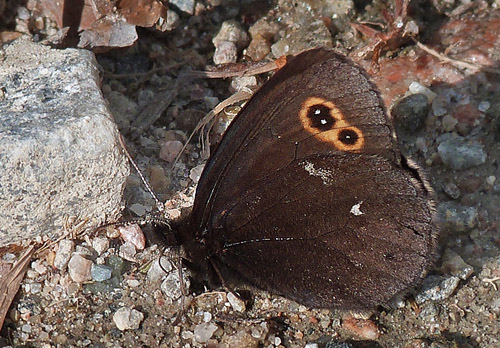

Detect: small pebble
[212, 20, 249, 64]
[67, 253, 93, 283]
[147, 256, 173, 282]
[219, 327, 259, 347]
[160, 271, 190, 300]
[21, 323, 32, 333]
[227, 292, 246, 312]
[250, 322, 268, 340]
[54, 240, 75, 270]
[408, 81, 436, 102]
[106, 226, 121, 239]
[66, 282, 80, 296]
[246, 35, 272, 61]
[194, 322, 218, 343]
[91, 264, 113, 282]
[213, 40, 238, 65]
[437, 136, 487, 170]
[212, 19, 249, 49]
[27, 282, 42, 294]
[392, 93, 429, 132]
[442, 182, 460, 199]
[415, 275, 461, 304]
[486, 175, 496, 186]
[119, 242, 137, 261]
[31, 259, 48, 275]
[149, 164, 171, 193]
[341, 317, 380, 340]
[159, 140, 184, 162]
[113, 307, 144, 331]
[92, 236, 109, 255]
[438, 201, 478, 232]
[230, 76, 257, 93]
[478, 101, 490, 112]
[75, 245, 92, 256]
[169, 0, 195, 14]
[108, 255, 126, 276]
[181, 330, 194, 340]
[432, 96, 448, 116]
[441, 114, 458, 132]
[162, 10, 180, 31]
[127, 279, 140, 288]
[304, 344, 319, 348]
[203, 311, 212, 322]
[189, 164, 205, 183]
[118, 224, 146, 250]
[2, 253, 16, 262]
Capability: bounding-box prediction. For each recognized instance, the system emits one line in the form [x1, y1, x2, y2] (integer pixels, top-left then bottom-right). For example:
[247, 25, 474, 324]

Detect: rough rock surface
[0, 39, 129, 246]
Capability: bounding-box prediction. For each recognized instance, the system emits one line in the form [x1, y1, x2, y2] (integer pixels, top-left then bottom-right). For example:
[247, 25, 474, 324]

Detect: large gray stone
[0, 39, 129, 246]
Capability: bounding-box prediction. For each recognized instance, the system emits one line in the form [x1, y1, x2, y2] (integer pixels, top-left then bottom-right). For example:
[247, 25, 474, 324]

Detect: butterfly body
[180, 48, 437, 310]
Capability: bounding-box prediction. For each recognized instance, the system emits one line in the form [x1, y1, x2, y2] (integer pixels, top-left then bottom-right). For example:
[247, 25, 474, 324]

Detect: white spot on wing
[350, 201, 364, 216]
[302, 161, 334, 186]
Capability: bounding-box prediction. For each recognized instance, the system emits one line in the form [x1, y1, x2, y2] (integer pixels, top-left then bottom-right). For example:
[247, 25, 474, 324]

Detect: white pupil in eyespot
[320, 119, 327, 125]
[315, 109, 321, 115]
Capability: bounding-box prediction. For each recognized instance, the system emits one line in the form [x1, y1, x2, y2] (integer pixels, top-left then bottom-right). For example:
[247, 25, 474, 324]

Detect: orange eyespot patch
[298, 97, 364, 151]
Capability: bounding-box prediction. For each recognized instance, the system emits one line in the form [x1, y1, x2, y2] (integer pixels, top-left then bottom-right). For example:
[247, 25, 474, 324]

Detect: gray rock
[212, 20, 248, 64]
[227, 292, 246, 312]
[212, 20, 249, 49]
[392, 93, 430, 132]
[164, 10, 181, 31]
[53, 240, 75, 270]
[438, 201, 478, 232]
[0, 39, 129, 246]
[441, 114, 458, 132]
[147, 256, 173, 283]
[169, 0, 195, 14]
[304, 344, 320, 348]
[437, 136, 487, 170]
[213, 40, 238, 65]
[194, 322, 218, 343]
[91, 264, 113, 282]
[119, 242, 137, 261]
[432, 96, 448, 116]
[160, 270, 190, 300]
[92, 236, 109, 255]
[230, 76, 257, 93]
[442, 182, 461, 200]
[415, 275, 461, 304]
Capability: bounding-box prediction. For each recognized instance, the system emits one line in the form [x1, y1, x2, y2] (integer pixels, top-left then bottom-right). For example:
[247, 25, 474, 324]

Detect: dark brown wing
[185, 48, 437, 310]
[211, 154, 436, 310]
[191, 48, 399, 232]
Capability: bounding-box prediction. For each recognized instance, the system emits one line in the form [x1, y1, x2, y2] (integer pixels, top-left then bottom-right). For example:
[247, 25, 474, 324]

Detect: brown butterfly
[176, 48, 438, 311]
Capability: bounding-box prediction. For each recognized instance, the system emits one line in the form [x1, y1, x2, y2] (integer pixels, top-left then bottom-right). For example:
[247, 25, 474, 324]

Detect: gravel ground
[1, 0, 500, 347]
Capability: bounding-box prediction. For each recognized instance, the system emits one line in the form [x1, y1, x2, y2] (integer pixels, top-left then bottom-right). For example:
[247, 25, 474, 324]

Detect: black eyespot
[307, 104, 335, 130]
[338, 129, 359, 145]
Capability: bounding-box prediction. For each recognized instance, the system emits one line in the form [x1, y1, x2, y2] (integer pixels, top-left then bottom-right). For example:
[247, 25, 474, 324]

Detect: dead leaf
[118, 0, 167, 28]
[28, 0, 168, 48]
[78, 18, 138, 48]
[0, 246, 34, 331]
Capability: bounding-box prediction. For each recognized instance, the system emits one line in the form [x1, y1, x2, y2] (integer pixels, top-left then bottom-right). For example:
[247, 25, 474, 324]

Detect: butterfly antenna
[118, 134, 164, 213]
